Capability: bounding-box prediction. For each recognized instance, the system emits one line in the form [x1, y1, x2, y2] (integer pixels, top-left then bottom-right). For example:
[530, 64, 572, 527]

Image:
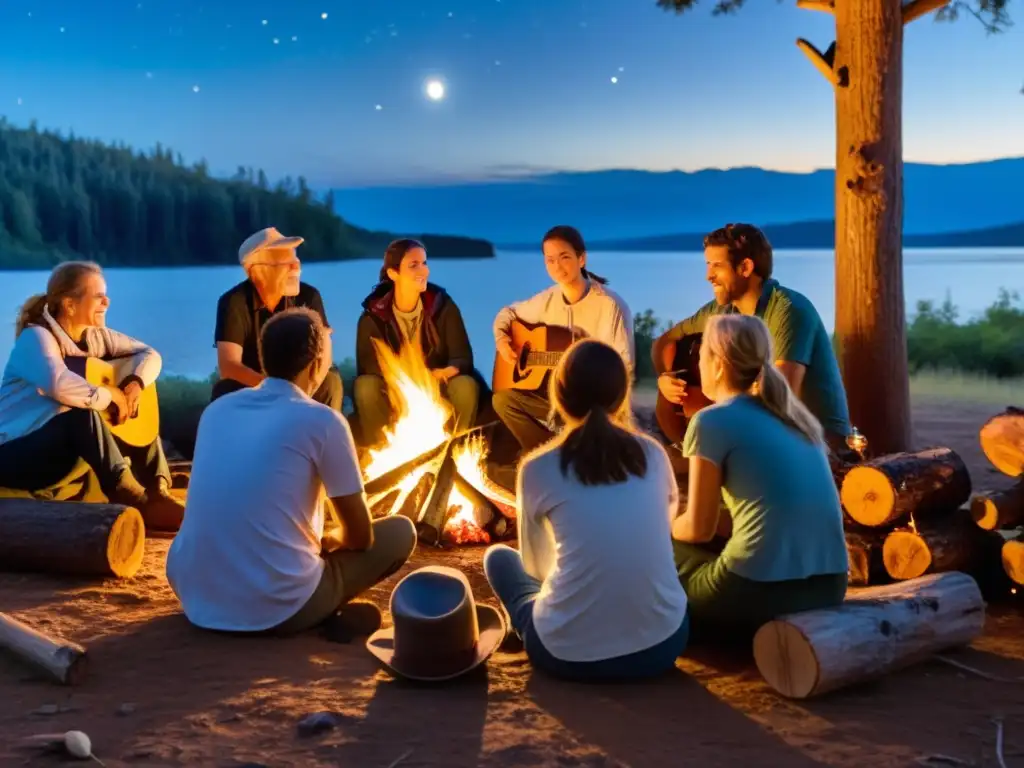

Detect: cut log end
[841, 465, 896, 527]
[106, 507, 146, 578]
[752, 620, 820, 699]
[882, 530, 932, 581]
[979, 407, 1024, 478]
[1003, 539, 1024, 586]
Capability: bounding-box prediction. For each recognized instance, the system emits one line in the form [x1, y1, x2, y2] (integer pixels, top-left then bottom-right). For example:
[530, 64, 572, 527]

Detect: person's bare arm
[216, 342, 264, 387]
[321, 492, 374, 552]
[775, 360, 807, 399]
[671, 456, 722, 544]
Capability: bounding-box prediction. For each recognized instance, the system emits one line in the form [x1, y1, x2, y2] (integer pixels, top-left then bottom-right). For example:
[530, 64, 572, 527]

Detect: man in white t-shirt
[166, 308, 417, 635]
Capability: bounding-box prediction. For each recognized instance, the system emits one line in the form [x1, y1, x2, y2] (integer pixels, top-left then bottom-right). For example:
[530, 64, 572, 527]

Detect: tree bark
[753, 571, 984, 699]
[833, 0, 911, 455]
[840, 447, 971, 528]
[846, 530, 887, 586]
[978, 406, 1024, 477]
[0, 500, 146, 578]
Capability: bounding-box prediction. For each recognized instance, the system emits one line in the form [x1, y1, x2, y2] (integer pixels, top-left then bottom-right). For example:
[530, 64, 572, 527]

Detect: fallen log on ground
[970, 480, 1024, 531]
[845, 531, 887, 586]
[840, 447, 971, 528]
[0, 499, 146, 578]
[882, 514, 1005, 582]
[752, 571, 985, 699]
[979, 406, 1024, 478]
[0, 612, 88, 685]
[1003, 532, 1024, 587]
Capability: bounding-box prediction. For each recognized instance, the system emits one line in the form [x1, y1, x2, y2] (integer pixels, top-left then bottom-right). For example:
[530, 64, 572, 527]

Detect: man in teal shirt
[653, 223, 852, 452]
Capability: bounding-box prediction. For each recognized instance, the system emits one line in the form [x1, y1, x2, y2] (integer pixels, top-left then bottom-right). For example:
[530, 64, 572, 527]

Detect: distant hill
[331, 158, 1024, 244]
[579, 220, 1024, 251]
[0, 119, 493, 270]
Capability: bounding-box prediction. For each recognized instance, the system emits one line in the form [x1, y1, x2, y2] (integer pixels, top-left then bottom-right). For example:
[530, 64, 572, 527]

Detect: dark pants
[271, 517, 418, 636]
[211, 367, 344, 411]
[491, 388, 556, 453]
[353, 373, 480, 447]
[673, 541, 848, 643]
[0, 408, 170, 497]
[483, 544, 690, 682]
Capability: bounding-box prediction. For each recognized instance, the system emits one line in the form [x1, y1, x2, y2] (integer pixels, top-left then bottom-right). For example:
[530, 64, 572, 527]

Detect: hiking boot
[109, 467, 149, 509]
[142, 478, 185, 533]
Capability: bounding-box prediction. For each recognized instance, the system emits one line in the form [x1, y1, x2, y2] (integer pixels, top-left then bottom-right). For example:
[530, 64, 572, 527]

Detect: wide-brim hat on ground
[238, 226, 304, 266]
[367, 565, 505, 682]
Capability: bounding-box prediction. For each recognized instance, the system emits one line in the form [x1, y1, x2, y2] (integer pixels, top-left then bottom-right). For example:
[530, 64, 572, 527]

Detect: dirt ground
[1, 397, 1022, 768]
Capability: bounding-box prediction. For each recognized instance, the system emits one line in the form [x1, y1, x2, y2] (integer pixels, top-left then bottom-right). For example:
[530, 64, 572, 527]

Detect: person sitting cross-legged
[166, 308, 417, 636]
[671, 314, 848, 642]
[483, 339, 689, 683]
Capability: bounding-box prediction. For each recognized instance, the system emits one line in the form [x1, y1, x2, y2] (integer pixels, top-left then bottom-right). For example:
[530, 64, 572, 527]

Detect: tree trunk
[834, 0, 910, 455]
[0, 500, 146, 578]
[753, 571, 984, 699]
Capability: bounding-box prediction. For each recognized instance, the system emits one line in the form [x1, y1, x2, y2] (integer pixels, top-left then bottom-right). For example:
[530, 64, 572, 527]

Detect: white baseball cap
[238, 227, 304, 267]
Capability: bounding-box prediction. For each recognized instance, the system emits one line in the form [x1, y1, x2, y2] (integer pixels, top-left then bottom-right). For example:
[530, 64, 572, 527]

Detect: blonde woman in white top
[0, 261, 183, 530]
[483, 338, 689, 682]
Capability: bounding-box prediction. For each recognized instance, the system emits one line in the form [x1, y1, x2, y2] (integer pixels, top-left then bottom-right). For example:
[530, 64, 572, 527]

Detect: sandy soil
[1, 397, 1022, 768]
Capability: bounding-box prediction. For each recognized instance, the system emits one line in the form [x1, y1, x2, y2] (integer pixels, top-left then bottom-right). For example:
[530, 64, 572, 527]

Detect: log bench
[752, 571, 984, 699]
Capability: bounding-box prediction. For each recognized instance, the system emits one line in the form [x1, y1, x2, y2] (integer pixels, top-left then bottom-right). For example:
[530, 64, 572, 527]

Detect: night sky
[1, 0, 1021, 187]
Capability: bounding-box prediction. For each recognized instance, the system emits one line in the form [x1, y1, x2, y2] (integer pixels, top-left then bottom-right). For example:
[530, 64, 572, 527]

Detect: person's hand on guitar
[121, 381, 143, 419]
[102, 385, 131, 426]
[657, 372, 688, 406]
[496, 337, 517, 365]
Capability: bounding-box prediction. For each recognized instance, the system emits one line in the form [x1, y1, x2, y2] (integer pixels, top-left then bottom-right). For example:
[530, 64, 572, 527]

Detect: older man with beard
[211, 227, 343, 409]
[652, 223, 851, 454]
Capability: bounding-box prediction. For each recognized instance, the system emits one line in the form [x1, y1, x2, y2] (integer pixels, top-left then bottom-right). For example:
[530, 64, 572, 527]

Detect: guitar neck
[524, 350, 563, 368]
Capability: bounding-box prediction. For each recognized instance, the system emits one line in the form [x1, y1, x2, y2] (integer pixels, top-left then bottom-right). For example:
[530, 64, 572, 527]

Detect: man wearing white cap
[211, 227, 343, 409]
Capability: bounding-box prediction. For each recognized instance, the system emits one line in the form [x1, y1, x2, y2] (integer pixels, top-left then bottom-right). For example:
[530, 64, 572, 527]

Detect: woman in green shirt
[672, 314, 848, 640]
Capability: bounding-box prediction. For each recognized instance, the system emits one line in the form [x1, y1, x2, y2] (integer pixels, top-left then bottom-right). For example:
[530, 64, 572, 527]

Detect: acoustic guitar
[653, 333, 704, 445]
[491, 319, 577, 392]
[65, 357, 160, 448]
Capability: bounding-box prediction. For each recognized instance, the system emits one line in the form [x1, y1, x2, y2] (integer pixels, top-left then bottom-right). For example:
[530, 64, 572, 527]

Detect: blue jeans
[483, 544, 689, 682]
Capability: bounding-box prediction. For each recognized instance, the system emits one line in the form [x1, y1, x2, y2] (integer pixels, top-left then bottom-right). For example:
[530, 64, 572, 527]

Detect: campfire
[360, 339, 515, 546]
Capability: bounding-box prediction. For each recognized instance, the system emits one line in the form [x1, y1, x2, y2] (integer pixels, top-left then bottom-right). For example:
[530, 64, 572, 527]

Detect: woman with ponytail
[0, 261, 184, 530]
[672, 314, 847, 639]
[483, 339, 688, 682]
[353, 238, 482, 447]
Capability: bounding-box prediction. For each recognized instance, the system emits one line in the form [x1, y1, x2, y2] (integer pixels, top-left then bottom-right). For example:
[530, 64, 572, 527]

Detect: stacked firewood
[839, 407, 1024, 595]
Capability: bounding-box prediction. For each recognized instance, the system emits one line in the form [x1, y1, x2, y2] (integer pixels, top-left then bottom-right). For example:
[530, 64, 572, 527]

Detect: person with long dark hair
[672, 314, 848, 639]
[492, 225, 633, 456]
[0, 261, 184, 530]
[353, 238, 481, 447]
[483, 339, 689, 682]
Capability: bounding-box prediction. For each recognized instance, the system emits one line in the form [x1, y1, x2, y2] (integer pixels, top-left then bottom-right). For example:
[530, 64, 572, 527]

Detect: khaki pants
[271, 516, 417, 636]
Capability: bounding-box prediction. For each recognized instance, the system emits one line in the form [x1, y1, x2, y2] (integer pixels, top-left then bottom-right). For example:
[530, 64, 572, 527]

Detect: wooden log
[978, 406, 1024, 477]
[0, 499, 146, 578]
[363, 440, 448, 496]
[845, 531, 887, 586]
[1003, 533, 1024, 587]
[752, 571, 985, 699]
[453, 471, 501, 525]
[417, 441, 458, 546]
[840, 447, 971, 528]
[0, 612, 88, 685]
[881, 514, 1004, 582]
[397, 471, 435, 521]
[970, 480, 1024, 530]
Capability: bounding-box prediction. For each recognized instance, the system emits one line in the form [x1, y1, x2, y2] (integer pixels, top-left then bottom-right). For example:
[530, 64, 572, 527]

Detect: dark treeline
[0, 119, 493, 269]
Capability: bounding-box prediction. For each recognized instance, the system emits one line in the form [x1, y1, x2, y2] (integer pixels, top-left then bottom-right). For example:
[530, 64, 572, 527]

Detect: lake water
[1, 248, 1021, 379]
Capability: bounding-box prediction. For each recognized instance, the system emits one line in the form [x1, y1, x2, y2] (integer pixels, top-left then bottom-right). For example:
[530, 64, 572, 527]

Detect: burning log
[979, 406, 1024, 478]
[752, 571, 985, 699]
[839, 447, 971, 528]
[363, 440, 448, 497]
[369, 488, 401, 518]
[417, 441, 459, 547]
[845, 531, 887, 586]
[0, 612, 88, 686]
[1003, 532, 1024, 587]
[881, 514, 1005, 582]
[970, 480, 1024, 531]
[0, 499, 146, 579]
[397, 471, 435, 521]
[453, 472, 499, 527]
